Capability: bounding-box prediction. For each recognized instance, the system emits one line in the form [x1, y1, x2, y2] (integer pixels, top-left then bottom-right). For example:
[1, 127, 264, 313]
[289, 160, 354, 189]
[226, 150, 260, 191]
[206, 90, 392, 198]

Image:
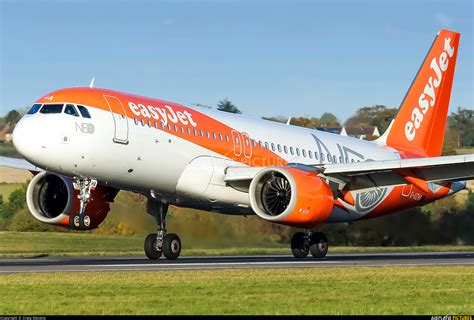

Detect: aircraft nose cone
[12, 118, 38, 161]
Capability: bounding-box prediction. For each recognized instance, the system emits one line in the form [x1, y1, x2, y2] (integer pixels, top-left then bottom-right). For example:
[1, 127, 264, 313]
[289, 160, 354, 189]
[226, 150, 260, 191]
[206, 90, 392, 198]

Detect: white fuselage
[14, 98, 400, 220]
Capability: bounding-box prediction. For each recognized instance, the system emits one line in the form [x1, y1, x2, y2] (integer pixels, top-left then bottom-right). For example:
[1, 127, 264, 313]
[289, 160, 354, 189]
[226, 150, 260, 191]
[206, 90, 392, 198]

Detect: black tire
[291, 232, 309, 259]
[163, 233, 181, 260]
[309, 232, 328, 258]
[144, 233, 162, 260]
[71, 214, 91, 230]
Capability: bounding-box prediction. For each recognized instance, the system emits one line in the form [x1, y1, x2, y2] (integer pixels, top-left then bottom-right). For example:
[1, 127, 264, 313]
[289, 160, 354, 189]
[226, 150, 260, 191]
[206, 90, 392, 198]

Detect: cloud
[435, 13, 452, 27]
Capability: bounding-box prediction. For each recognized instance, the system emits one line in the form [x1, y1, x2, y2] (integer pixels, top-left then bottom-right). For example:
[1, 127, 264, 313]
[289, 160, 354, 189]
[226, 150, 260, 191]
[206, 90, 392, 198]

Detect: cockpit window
[64, 104, 79, 117]
[40, 104, 63, 114]
[27, 104, 42, 115]
[77, 105, 91, 118]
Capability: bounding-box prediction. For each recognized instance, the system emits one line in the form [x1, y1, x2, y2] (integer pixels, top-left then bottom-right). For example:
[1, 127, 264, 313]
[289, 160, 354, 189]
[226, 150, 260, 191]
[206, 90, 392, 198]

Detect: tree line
[216, 99, 473, 149]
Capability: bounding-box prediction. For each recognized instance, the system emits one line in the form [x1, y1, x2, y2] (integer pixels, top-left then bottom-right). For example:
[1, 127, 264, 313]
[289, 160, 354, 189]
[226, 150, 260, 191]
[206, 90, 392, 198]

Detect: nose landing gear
[72, 177, 97, 229]
[290, 230, 328, 259]
[144, 199, 182, 260]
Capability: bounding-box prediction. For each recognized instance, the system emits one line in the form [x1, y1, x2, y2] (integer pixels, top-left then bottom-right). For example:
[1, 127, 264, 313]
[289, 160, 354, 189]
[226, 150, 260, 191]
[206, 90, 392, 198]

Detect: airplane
[1, 29, 473, 260]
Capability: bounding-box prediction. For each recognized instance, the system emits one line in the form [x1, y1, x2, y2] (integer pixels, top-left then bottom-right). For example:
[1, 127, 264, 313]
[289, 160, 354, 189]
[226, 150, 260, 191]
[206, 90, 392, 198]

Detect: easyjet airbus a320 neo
[1, 29, 473, 260]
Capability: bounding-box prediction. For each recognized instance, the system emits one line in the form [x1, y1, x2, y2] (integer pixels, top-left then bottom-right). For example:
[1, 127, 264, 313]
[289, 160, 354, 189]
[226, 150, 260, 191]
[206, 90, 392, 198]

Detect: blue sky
[1, 0, 472, 121]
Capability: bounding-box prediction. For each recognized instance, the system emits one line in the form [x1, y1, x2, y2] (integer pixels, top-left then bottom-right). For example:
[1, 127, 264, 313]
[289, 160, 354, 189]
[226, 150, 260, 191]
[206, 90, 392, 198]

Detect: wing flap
[322, 154, 474, 190]
[223, 154, 474, 192]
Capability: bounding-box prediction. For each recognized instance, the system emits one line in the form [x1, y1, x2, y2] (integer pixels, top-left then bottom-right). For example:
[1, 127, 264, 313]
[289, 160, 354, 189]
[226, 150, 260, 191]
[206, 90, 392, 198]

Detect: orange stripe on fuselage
[37, 87, 286, 167]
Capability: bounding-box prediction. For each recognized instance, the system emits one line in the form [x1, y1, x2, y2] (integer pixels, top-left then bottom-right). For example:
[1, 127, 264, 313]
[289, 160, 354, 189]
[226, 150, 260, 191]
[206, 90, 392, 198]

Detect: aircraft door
[103, 95, 129, 144]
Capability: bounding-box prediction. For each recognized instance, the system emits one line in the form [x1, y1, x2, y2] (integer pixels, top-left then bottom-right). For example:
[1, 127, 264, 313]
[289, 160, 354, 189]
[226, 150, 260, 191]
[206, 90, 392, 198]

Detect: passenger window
[161, 122, 166, 130]
[187, 128, 191, 135]
[77, 105, 91, 118]
[226, 135, 229, 142]
[277, 144, 282, 152]
[180, 126, 184, 133]
[64, 104, 79, 117]
[252, 140, 257, 148]
[265, 142, 269, 149]
[333, 155, 337, 163]
[271, 143, 275, 151]
[302, 149, 307, 157]
[290, 147, 294, 155]
[284, 146, 288, 154]
[321, 153, 325, 161]
[134, 118, 138, 125]
[27, 104, 42, 115]
[258, 141, 262, 148]
[174, 125, 178, 132]
[193, 128, 197, 136]
[40, 104, 63, 114]
[219, 133, 223, 141]
[206, 131, 210, 139]
[327, 154, 331, 162]
[296, 148, 300, 156]
[213, 132, 217, 140]
[315, 152, 319, 160]
[308, 150, 313, 159]
[200, 130, 204, 137]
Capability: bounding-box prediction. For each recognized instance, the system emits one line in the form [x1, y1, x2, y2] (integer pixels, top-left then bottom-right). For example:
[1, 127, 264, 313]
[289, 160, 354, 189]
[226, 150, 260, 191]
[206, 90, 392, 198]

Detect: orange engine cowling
[249, 167, 334, 228]
[26, 171, 118, 230]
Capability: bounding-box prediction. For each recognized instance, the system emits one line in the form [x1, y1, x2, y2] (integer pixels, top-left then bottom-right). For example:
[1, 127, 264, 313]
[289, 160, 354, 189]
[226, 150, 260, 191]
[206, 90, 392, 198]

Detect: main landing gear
[291, 230, 328, 259]
[144, 199, 182, 260]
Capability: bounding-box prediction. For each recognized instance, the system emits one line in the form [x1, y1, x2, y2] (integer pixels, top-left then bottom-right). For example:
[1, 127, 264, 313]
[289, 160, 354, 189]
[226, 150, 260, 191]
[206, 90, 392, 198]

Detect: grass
[0, 266, 472, 315]
[456, 148, 474, 155]
[0, 183, 22, 199]
[0, 232, 473, 258]
[0, 143, 19, 157]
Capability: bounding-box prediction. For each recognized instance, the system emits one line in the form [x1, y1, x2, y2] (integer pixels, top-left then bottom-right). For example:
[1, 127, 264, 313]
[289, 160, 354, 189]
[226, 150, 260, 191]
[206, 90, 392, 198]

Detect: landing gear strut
[72, 177, 97, 228]
[144, 199, 181, 260]
[290, 230, 328, 259]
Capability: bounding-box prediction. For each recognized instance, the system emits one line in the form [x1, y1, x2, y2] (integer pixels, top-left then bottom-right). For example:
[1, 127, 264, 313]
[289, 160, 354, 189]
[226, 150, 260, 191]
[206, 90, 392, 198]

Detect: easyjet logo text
[128, 102, 197, 127]
[404, 37, 455, 141]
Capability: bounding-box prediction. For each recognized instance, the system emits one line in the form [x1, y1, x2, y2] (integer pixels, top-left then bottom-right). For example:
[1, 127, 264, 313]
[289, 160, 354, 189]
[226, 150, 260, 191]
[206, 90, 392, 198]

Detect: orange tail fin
[382, 30, 460, 158]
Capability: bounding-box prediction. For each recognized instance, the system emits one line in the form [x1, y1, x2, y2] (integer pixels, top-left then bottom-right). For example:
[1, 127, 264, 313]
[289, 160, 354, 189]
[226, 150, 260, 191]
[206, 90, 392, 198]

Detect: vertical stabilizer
[382, 30, 460, 157]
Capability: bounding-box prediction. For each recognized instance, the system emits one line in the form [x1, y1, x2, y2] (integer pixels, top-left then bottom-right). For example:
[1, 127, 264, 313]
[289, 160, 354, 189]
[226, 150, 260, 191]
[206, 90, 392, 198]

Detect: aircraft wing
[224, 154, 474, 192]
[0, 156, 42, 172]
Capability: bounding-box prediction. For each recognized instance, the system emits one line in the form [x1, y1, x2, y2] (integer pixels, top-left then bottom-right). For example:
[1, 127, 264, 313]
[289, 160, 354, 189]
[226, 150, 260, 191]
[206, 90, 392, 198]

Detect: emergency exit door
[103, 95, 129, 144]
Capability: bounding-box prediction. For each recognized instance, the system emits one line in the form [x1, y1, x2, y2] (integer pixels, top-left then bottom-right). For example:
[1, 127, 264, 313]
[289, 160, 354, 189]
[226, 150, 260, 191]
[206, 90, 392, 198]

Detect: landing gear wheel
[71, 214, 91, 229]
[310, 232, 328, 258]
[291, 232, 309, 259]
[163, 233, 181, 260]
[144, 233, 162, 260]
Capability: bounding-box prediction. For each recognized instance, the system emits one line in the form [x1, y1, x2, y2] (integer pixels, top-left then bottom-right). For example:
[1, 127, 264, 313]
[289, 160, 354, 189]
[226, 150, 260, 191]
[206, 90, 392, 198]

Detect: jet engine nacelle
[26, 171, 118, 230]
[249, 167, 334, 228]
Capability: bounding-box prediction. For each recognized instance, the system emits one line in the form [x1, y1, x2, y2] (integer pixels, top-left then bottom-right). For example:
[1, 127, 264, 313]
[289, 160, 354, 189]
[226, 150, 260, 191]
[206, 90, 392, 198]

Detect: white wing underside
[0, 156, 42, 172]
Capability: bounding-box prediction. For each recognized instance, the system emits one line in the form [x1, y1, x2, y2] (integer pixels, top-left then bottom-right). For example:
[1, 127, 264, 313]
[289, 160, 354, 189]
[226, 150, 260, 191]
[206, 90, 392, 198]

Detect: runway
[0, 251, 473, 274]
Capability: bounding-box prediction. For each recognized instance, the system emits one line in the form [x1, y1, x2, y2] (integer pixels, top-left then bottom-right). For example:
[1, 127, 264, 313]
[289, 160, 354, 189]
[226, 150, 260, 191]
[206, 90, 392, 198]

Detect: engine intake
[249, 167, 334, 227]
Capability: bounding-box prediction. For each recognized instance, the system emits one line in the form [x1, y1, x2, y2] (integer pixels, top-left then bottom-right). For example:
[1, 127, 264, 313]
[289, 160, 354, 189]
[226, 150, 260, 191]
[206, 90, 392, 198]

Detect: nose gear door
[103, 95, 129, 144]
